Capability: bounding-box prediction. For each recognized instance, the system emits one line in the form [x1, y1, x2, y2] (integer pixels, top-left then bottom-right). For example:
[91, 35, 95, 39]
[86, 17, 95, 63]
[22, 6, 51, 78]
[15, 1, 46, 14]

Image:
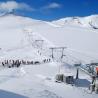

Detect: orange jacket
[96, 67, 98, 70]
[96, 67, 98, 73]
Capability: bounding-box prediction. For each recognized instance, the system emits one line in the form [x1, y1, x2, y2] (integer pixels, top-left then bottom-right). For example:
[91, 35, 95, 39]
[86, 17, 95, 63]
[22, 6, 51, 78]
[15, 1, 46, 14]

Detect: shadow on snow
[75, 79, 91, 88]
[0, 89, 27, 98]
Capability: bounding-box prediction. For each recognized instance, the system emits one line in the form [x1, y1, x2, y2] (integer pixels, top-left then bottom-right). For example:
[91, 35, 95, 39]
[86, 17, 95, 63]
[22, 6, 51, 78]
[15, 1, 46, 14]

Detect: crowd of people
[1, 60, 21, 68]
[0, 58, 51, 68]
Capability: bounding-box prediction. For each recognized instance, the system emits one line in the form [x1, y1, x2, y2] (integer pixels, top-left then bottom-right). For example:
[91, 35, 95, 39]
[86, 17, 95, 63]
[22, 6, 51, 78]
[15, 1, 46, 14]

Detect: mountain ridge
[52, 14, 98, 29]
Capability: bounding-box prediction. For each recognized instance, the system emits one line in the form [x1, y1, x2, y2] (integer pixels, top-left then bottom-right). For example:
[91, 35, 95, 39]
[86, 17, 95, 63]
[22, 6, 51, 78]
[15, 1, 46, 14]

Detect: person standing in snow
[92, 76, 96, 84]
[96, 67, 98, 77]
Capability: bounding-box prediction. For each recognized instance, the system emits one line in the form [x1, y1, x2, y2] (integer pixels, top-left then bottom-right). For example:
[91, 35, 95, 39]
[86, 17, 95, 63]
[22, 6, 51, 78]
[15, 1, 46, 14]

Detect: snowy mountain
[52, 15, 98, 29]
[0, 14, 98, 98]
[0, 14, 53, 61]
[0, 14, 98, 63]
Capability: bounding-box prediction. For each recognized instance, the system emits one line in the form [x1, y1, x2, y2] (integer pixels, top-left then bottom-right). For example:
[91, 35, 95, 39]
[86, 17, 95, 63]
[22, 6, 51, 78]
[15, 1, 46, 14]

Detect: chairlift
[74, 63, 81, 67]
[90, 62, 98, 66]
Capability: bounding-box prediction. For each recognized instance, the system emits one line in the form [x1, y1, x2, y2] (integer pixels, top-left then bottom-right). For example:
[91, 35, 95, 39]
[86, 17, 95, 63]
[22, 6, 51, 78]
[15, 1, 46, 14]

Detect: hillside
[0, 14, 98, 98]
[0, 14, 52, 61]
[0, 14, 98, 63]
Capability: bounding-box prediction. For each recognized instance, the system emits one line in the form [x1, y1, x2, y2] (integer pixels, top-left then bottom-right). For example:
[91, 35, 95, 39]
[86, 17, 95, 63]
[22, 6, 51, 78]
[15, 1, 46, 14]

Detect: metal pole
[51, 48, 54, 59]
[76, 68, 79, 79]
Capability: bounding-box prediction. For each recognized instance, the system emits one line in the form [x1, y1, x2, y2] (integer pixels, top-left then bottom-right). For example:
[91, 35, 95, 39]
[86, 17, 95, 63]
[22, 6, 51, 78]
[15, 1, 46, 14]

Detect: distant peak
[7, 9, 15, 14]
[52, 14, 98, 29]
[0, 9, 20, 17]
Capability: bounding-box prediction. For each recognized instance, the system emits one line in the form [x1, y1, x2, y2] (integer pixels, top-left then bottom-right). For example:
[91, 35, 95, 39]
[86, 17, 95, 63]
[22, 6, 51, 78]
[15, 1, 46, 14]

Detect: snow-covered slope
[0, 14, 53, 61]
[28, 15, 98, 63]
[0, 14, 98, 98]
[0, 14, 98, 63]
[0, 62, 97, 98]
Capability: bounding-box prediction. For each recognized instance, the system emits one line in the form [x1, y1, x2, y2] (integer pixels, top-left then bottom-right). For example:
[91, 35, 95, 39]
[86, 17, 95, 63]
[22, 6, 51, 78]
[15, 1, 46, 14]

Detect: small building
[63, 73, 74, 84]
[55, 74, 64, 82]
[55, 72, 74, 84]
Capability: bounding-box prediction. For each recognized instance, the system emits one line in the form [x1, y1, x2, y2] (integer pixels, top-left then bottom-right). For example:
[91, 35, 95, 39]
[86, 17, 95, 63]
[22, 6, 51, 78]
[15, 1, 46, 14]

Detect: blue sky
[0, 0, 98, 21]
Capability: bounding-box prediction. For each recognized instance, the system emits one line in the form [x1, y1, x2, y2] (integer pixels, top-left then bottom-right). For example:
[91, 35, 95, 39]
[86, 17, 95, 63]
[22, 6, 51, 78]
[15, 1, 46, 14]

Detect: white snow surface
[0, 14, 98, 63]
[0, 14, 98, 97]
[0, 62, 97, 98]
